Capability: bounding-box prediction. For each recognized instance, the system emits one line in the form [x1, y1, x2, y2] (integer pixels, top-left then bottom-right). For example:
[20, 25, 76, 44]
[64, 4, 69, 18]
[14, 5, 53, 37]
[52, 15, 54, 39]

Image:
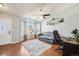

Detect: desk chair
[53, 30, 63, 51]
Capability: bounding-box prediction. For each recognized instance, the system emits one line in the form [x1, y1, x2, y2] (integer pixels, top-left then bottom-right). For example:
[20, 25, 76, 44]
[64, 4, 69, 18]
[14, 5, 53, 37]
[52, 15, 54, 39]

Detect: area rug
[23, 39, 52, 56]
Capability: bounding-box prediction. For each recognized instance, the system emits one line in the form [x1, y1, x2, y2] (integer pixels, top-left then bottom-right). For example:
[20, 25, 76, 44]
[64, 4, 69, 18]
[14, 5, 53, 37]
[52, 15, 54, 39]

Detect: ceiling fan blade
[43, 16, 46, 19]
[43, 14, 51, 16]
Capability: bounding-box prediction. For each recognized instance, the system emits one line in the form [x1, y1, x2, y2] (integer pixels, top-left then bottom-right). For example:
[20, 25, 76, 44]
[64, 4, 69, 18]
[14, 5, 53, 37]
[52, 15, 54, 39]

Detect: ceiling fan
[33, 9, 51, 19]
[40, 9, 51, 19]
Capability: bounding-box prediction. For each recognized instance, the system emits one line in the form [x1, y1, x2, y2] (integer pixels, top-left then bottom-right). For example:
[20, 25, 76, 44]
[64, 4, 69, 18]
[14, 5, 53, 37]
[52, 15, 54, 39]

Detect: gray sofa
[38, 32, 55, 44]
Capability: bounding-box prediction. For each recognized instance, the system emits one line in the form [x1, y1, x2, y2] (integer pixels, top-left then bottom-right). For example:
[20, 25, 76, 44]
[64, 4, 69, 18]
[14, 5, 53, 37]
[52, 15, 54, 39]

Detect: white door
[0, 19, 12, 45]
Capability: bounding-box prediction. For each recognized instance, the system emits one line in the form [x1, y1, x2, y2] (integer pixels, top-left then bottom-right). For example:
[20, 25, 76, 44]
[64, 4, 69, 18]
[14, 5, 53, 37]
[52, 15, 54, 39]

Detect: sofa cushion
[39, 32, 55, 40]
[48, 37, 53, 39]
[38, 32, 55, 44]
[43, 32, 53, 37]
[39, 36, 53, 40]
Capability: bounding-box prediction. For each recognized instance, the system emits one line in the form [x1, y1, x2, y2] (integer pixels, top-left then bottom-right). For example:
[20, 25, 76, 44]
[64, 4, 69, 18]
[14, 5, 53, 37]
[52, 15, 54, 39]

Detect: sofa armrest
[38, 33, 43, 36]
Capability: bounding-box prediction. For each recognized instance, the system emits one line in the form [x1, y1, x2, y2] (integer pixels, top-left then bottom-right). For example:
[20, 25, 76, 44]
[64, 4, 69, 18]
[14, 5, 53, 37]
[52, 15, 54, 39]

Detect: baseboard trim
[0, 39, 24, 46]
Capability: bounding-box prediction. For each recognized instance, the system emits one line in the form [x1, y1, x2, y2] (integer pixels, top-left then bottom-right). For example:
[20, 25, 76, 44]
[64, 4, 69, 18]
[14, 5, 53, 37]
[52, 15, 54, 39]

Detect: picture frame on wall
[47, 17, 64, 26]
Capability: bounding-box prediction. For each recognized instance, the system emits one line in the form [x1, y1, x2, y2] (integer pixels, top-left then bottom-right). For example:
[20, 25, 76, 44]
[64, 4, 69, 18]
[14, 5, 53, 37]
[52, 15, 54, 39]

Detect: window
[20, 17, 42, 39]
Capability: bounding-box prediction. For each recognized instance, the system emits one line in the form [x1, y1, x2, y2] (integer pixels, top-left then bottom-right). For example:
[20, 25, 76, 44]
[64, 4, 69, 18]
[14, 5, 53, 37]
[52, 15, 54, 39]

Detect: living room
[0, 3, 79, 56]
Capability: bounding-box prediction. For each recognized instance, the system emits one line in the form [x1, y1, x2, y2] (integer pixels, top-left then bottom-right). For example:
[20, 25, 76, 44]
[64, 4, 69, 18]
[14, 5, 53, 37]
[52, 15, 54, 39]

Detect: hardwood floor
[0, 43, 30, 56]
[0, 40, 63, 56]
[42, 44, 63, 56]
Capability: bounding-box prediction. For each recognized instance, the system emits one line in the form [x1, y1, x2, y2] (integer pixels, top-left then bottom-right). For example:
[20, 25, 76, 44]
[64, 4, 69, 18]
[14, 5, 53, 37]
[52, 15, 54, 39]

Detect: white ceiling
[0, 3, 48, 17]
[0, 3, 78, 18]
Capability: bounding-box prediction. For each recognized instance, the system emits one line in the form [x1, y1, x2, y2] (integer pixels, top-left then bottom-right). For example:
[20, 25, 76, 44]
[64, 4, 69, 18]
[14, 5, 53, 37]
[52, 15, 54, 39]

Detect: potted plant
[71, 29, 79, 41]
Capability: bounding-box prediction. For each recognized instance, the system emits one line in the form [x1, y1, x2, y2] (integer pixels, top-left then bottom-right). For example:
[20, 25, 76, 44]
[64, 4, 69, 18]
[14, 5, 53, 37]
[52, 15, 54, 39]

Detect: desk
[61, 37, 79, 45]
[61, 37, 79, 56]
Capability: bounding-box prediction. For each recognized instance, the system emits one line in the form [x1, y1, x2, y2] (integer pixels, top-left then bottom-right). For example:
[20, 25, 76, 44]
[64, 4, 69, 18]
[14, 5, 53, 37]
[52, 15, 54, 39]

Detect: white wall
[0, 13, 22, 45]
[42, 4, 79, 37]
[0, 13, 12, 45]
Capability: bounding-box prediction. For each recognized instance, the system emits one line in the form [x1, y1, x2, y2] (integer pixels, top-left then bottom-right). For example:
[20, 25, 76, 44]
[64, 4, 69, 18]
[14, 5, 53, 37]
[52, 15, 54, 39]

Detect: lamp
[0, 3, 4, 7]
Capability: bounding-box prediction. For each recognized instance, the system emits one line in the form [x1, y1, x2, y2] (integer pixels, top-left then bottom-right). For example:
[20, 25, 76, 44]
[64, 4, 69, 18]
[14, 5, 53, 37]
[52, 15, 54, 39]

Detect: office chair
[53, 30, 64, 53]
